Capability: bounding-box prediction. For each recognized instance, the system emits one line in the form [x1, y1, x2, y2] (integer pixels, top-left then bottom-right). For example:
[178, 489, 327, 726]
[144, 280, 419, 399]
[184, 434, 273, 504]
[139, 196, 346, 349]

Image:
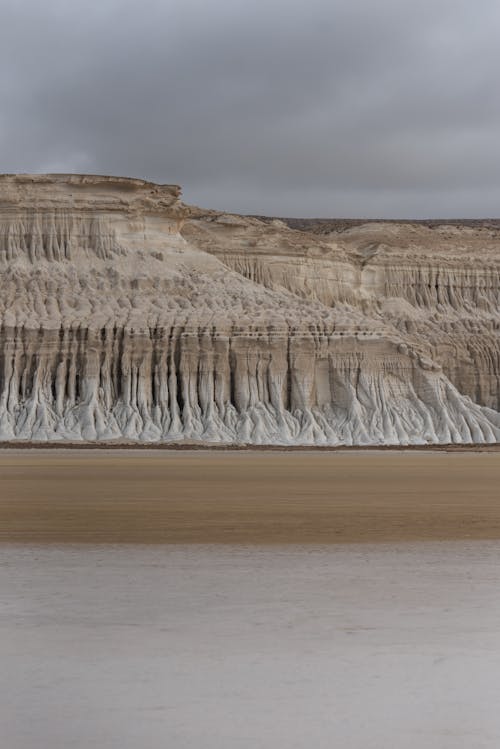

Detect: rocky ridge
[1, 173, 499, 444]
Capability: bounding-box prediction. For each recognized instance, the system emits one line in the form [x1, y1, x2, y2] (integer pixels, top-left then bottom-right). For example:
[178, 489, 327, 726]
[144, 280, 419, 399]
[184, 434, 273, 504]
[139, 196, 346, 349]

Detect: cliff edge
[1, 173, 499, 445]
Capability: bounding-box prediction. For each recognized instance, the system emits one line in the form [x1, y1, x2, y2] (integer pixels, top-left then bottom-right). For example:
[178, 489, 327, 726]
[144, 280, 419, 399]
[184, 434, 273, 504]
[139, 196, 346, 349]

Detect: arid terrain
[2, 173, 500, 446]
[3, 450, 500, 544]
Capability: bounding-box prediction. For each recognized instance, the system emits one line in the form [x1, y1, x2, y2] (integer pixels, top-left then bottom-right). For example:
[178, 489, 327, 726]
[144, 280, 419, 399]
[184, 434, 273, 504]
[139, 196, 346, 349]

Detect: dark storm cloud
[1, 0, 500, 217]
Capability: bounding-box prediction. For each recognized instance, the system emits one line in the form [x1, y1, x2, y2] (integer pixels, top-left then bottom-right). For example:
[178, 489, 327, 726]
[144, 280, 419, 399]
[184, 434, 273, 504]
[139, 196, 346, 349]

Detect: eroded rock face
[1, 173, 500, 444]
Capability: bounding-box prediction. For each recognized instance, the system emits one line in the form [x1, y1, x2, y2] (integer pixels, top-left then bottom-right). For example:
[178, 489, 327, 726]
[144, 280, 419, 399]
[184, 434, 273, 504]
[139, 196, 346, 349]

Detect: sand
[3, 543, 500, 749]
[4, 450, 500, 747]
[2, 450, 500, 543]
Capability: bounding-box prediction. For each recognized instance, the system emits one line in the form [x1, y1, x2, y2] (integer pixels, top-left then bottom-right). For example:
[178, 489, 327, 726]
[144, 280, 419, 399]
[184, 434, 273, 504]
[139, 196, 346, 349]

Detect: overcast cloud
[1, 0, 500, 217]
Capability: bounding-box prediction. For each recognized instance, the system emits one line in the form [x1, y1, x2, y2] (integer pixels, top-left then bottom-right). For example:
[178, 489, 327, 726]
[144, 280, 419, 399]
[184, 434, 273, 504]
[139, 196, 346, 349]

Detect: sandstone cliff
[1, 173, 499, 444]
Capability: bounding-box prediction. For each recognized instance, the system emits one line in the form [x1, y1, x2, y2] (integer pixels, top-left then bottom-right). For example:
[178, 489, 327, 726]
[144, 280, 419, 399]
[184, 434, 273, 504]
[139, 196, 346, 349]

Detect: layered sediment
[1, 173, 500, 444]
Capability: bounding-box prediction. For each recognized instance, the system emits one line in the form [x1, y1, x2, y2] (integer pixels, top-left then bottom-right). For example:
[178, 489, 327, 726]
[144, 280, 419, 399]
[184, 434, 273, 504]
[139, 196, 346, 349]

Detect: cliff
[1, 173, 499, 444]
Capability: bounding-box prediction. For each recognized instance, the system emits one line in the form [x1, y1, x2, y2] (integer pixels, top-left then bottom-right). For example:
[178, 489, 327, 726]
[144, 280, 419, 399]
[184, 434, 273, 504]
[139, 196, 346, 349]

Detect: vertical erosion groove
[0, 323, 499, 445]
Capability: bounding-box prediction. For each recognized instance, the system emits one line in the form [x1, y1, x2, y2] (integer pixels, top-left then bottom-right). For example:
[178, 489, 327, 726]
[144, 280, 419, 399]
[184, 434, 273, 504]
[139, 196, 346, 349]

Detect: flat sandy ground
[2, 450, 500, 543]
[4, 543, 500, 749]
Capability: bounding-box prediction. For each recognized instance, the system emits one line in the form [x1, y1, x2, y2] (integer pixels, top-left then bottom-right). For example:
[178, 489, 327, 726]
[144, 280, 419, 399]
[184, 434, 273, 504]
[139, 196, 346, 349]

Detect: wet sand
[4, 542, 500, 749]
[2, 450, 500, 543]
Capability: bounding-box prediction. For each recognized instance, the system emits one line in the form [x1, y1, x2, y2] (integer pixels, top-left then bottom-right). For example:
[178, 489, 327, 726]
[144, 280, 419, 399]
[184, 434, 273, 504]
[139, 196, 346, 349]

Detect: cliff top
[0, 173, 180, 192]
[0, 173, 183, 215]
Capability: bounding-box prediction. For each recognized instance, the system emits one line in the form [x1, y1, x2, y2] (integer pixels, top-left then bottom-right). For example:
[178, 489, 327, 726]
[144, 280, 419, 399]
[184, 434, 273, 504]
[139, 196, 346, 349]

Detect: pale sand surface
[3, 543, 500, 749]
[1, 450, 500, 543]
[4, 453, 500, 747]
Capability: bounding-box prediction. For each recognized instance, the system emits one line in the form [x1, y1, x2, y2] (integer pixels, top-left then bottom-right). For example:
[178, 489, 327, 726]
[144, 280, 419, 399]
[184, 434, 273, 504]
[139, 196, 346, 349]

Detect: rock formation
[1, 173, 500, 444]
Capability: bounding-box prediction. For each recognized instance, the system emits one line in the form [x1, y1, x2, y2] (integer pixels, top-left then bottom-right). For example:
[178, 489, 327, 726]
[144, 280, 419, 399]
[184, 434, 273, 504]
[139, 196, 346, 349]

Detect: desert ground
[2, 449, 500, 543]
[4, 542, 500, 749]
[4, 450, 500, 748]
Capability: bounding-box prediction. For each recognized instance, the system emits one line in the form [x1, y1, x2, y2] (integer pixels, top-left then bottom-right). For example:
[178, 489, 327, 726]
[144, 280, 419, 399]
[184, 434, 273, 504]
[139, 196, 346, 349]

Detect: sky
[1, 0, 500, 218]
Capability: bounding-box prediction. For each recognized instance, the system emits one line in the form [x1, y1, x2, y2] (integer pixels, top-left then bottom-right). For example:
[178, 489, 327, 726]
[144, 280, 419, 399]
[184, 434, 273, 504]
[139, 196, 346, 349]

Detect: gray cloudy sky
[1, 0, 500, 217]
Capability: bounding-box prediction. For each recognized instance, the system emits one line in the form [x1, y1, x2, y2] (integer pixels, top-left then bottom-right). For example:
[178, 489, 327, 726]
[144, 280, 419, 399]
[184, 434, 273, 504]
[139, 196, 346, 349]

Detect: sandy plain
[2, 450, 500, 544]
[4, 543, 500, 749]
[4, 450, 500, 748]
